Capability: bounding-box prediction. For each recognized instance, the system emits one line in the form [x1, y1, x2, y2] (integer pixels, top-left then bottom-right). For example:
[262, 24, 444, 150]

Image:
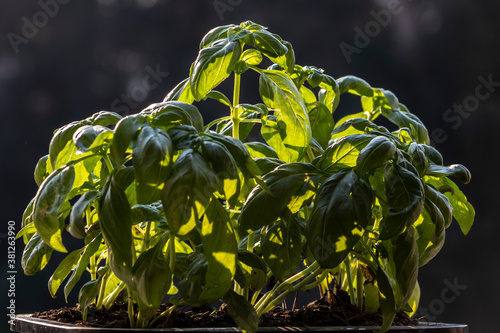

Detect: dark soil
[32, 290, 419, 329]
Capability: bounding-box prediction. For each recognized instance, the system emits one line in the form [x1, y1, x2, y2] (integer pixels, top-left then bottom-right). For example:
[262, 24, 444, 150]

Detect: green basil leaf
[145, 101, 204, 132]
[69, 190, 99, 239]
[424, 183, 453, 228]
[377, 264, 397, 332]
[421, 144, 443, 165]
[48, 248, 84, 298]
[376, 91, 429, 145]
[417, 199, 445, 266]
[21, 233, 53, 275]
[244, 30, 287, 58]
[204, 90, 232, 107]
[238, 249, 267, 272]
[332, 118, 384, 137]
[356, 136, 396, 175]
[34, 155, 51, 187]
[99, 174, 133, 283]
[224, 290, 259, 333]
[199, 199, 238, 303]
[240, 49, 263, 66]
[200, 24, 234, 48]
[316, 134, 375, 172]
[110, 114, 148, 168]
[245, 142, 278, 159]
[308, 102, 334, 150]
[33, 166, 75, 252]
[259, 70, 312, 162]
[261, 219, 302, 281]
[380, 164, 424, 240]
[407, 143, 427, 177]
[191, 39, 242, 101]
[78, 278, 101, 321]
[239, 163, 321, 234]
[202, 139, 240, 207]
[164, 78, 195, 104]
[425, 176, 475, 235]
[132, 126, 173, 204]
[337, 75, 374, 96]
[426, 164, 471, 184]
[391, 227, 419, 310]
[89, 111, 122, 127]
[64, 233, 103, 301]
[72, 125, 112, 154]
[178, 254, 208, 306]
[162, 149, 219, 236]
[205, 132, 262, 178]
[167, 125, 201, 150]
[266, 40, 295, 73]
[316, 74, 340, 113]
[133, 240, 172, 308]
[306, 169, 373, 268]
[49, 121, 85, 170]
[131, 204, 165, 224]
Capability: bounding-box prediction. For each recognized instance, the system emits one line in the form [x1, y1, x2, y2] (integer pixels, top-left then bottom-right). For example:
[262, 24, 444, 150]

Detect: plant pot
[11, 314, 468, 333]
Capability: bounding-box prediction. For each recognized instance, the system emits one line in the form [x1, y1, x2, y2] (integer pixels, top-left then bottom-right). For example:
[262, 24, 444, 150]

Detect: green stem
[228, 216, 241, 244]
[149, 304, 180, 328]
[103, 154, 114, 173]
[95, 268, 109, 309]
[256, 265, 323, 316]
[86, 206, 97, 281]
[127, 287, 136, 328]
[303, 269, 329, 291]
[204, 116, 232, 132]
[168, 232, 176, 273]
[241, 231, 255, 299]
[306, 147, 315, 162]
[344, 256, 356, 305]
[255, 261, 321, 315]
[248, 65, 263, 74]
[141, 221, 152, 252]
[232, 73, 241, 140]
[356, 261, 364, 312]
[103, 281, 126, 310]
[239, 118, 262, 124]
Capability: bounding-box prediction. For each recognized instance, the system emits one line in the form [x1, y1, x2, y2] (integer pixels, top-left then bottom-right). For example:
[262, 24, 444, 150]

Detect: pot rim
[11, 314, 469, 333]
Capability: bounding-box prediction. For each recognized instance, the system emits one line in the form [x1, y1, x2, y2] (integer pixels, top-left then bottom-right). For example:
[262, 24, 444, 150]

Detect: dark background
[1, 0, 499, 331]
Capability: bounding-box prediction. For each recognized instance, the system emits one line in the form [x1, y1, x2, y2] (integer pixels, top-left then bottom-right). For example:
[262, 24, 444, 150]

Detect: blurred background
[1, 0, 499, 331]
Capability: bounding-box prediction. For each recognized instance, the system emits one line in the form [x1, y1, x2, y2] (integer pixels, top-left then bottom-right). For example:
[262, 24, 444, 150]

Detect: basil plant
[19, 21, 474, 332]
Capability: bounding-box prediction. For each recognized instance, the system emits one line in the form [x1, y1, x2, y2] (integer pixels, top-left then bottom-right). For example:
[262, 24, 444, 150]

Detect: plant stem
[103, 281, 126, 309]
[356, 261, 364, 312]
[306, 147, 315, 162]
[232, 73, 241, 140]
[103, 154, 114, 173]
[95, 268, 109, 309]
[168, 232, 176, 273]
[204, 116, 232, 132]
[256, 265, 323, 316]
[127, 287, 136, 328]
[344, 256, 356, 305]
[86, 206, 97, 281]
[149, 304, 179, 328]
[140, 221, 152, 252]
[255, 261, 321, 315]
